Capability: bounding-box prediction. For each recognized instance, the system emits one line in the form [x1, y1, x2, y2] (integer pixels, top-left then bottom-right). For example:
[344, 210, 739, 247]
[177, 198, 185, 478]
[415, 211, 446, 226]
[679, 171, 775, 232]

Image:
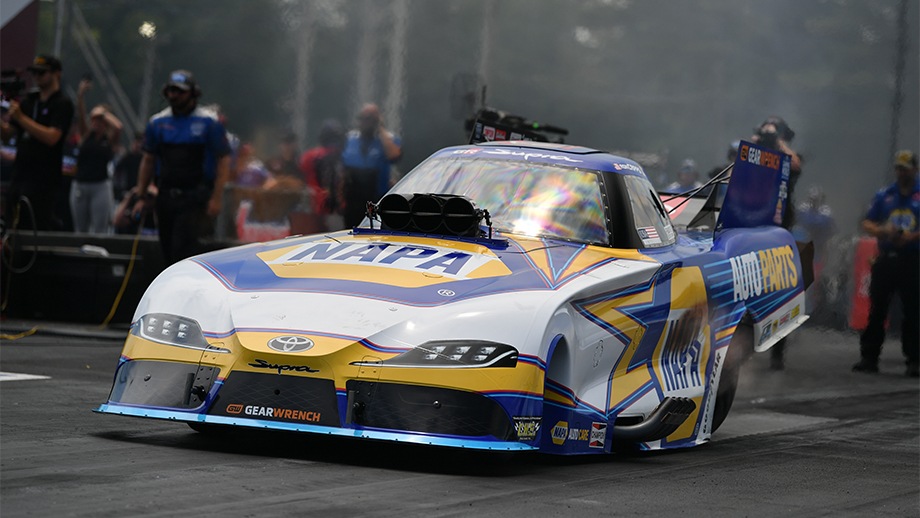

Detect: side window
[623, 175, 676, 248]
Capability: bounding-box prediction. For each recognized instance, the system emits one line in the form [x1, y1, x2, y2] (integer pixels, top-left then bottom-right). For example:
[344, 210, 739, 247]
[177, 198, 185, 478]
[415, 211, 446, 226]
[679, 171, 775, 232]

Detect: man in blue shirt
[341, 103, 402, 228]
[853, 150, 920, 377]
[133, 70, 231, 265]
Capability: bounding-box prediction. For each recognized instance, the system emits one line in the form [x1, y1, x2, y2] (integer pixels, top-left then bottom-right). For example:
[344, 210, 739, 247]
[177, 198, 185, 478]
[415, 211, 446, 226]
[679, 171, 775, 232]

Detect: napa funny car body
[97, 140, 809, 454]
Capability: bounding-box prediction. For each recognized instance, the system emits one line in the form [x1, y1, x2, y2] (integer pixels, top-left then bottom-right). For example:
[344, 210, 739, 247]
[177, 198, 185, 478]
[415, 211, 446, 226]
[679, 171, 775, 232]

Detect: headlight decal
[351, 340, 518, 368]
[132, 313, 230, 353]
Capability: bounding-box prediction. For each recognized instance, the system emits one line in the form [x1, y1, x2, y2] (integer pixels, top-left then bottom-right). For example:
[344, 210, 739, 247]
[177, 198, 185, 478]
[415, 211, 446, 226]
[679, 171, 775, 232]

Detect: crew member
[341, 103, 402, 228]
[133, 70, 231, 265]
[852, 150, 919, 377]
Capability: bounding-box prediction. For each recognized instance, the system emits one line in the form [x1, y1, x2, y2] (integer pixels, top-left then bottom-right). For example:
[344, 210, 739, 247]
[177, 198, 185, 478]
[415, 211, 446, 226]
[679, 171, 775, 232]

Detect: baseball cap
[28, 54, 62, 73]
[89, 106, 107, 119]
[165, 70, 197, 92]
[894, 150, 918, 169]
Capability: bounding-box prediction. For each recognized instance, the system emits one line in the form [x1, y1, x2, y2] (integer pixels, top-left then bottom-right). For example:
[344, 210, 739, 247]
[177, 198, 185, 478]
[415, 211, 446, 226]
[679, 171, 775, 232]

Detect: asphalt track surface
[1, 323, 918, 517]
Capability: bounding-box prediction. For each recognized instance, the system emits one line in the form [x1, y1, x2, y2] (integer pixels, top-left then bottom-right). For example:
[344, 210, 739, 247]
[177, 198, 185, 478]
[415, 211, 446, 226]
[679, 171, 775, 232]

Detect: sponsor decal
[265, 242, 494, 278]
[663, 224, 675, 241]
[612, 162, 643, 174]
[729, 245, 798, 302]
[242, 405, 321, 423]
[480, 148, 583, 163]
[739, 144, 781, 171]
[483, 126, 496, 141]
[513, 417, 541, 441]
[190, 121, 206, 137]
[551, 421, 569, 445]
[702, 349, 724, 435]
[267, 335, 314, 353]
[510, 132, 522, 140]
[226, 404, 244, 414]
[791, 305, 800, 318]
[248, 358, 319, 374]
[780, 311, 791, 325]
[567, 427, 590, 441]
[663, 338, 703, 392]
[760, 322, 773, 344]
[589, 422, 607, 448]
[495, 129, 507, 140]
[452, 148, 480, 155]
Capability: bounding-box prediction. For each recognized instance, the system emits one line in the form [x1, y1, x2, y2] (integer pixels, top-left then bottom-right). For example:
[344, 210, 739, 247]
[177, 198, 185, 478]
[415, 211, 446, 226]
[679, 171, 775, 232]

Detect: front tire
[711, 322, 753, 433]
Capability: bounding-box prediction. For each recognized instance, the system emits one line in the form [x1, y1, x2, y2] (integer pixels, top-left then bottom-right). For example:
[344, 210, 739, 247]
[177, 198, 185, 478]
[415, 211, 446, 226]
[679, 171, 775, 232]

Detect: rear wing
[660, 140, 792, 233]
[716, 140, 792, 232]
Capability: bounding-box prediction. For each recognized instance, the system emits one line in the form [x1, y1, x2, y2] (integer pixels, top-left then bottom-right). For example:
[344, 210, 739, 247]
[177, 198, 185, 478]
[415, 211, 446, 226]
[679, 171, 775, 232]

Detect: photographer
[752, 116, 802, 228]
[0, 55, 74, 230]
[751, 116, 803, 370]
[341, 103, 402, 228]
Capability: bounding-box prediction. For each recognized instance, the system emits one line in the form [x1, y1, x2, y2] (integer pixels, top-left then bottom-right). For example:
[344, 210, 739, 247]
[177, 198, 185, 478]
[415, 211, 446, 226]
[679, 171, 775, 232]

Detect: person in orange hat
[853, 150, 919, 377]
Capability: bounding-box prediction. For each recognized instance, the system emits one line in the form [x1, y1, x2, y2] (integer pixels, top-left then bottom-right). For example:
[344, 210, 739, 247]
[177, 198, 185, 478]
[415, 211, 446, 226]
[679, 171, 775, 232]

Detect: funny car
[97, 139, 809, 454]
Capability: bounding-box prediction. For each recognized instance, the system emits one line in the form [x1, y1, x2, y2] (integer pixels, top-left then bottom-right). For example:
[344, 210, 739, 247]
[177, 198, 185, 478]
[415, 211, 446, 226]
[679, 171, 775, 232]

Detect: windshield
[389, 156, 609, 244]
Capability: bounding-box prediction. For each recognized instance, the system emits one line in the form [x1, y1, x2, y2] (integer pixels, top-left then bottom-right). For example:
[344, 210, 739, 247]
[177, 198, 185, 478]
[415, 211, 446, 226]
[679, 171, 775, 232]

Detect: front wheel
[711, 322, 753, 433]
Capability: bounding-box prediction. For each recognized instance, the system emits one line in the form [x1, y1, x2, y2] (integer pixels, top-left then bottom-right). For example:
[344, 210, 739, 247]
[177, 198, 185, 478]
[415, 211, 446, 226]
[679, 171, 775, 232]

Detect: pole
[53, 0, 67, 57]
[138, 38, 156, 129]
[887, 0, 908, 171]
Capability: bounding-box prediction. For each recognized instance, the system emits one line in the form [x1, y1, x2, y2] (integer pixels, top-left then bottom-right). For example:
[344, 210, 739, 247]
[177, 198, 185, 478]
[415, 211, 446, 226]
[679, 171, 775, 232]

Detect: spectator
[341, 103, 402, 228]
[233, 143, 269, 188]
[113, 130, 144, 202]
[133, 70, 231, 266]
[113, 184, 158, 235]
[792, 186, 837, 317]
[752, 116, 803, 370]
[70, 78, 122, 234]
[665, 159, 703, 194]
[300, 119, 346, 230]
[0, 55, 74, 230]
[852, 150, 919, 377]
[273, 131, 301, 180]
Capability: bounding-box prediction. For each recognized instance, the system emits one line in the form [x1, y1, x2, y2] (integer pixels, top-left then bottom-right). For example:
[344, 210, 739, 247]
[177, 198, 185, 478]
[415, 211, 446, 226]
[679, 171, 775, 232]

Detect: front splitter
[94, 403, 538, 451]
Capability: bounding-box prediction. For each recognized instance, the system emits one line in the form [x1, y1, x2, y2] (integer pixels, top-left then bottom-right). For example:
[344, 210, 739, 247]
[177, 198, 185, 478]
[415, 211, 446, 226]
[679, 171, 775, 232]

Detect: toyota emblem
[267, 335, 314, 353]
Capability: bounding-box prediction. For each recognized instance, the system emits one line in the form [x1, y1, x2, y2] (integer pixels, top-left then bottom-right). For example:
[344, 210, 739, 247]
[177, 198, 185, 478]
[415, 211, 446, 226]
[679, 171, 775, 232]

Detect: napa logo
[551, 421, 569, 445]
[258, 239, 512, 282]
[729, 245, 798, 302]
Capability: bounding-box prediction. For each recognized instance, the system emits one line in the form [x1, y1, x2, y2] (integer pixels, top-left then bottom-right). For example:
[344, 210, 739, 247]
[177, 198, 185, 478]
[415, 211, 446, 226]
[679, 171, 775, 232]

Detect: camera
[1, 69, 26, 103]
[756, 128, 779, 150]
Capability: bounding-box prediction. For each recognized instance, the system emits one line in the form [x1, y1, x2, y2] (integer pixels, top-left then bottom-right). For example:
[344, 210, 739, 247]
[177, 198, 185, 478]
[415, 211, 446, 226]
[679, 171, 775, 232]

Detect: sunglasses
[30, 69, 49, 77]
[165, 86, 190, 95]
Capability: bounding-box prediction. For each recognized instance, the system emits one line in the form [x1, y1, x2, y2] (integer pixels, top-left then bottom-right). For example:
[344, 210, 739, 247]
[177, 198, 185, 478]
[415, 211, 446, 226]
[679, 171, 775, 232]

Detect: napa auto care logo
[729, 245, 798, 302]
[259, 240, 509, 280]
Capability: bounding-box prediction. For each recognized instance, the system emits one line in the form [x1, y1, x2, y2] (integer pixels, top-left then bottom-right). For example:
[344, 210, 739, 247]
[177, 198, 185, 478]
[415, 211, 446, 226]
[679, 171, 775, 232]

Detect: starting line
[0, 372, 51, 382]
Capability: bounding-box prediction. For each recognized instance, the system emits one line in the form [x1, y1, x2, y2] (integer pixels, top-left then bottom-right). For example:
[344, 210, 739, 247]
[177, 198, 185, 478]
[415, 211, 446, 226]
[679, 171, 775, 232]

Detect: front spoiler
[94, 403, 538, 452]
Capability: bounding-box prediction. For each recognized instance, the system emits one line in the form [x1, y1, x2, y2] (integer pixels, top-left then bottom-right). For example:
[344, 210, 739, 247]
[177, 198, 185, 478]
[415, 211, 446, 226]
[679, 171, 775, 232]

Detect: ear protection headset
[161, 69, 202, 99]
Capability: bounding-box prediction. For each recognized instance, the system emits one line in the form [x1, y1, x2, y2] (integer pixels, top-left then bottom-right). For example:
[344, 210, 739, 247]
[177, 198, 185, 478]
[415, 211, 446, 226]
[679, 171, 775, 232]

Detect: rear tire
[711, 322, 753, 433]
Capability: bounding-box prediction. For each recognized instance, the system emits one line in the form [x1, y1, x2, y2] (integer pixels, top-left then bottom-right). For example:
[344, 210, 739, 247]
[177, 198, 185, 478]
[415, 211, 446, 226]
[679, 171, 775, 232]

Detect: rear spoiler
[660, 140, 792, 233]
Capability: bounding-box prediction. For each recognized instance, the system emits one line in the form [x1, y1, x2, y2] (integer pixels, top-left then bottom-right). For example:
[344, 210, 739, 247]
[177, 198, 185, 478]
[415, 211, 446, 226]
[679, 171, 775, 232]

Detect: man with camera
[1, 55, 74, 231]
[853, 150, 919, 377]
[752, 116, 803, 369]
[340, 103, 402, 228]
[132, 70, 231, 266]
